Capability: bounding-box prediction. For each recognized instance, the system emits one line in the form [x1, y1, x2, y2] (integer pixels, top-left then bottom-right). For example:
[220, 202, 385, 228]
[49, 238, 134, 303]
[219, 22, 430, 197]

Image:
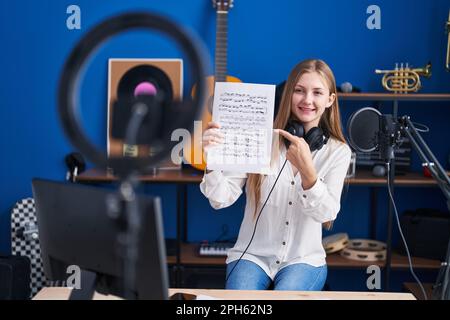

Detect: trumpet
[375, 62, 432, 93]
[446, 10, 450, 71]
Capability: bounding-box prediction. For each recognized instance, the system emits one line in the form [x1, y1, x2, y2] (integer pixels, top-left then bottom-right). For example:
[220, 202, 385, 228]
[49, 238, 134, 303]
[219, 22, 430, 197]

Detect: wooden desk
[33, 287, 415, 300]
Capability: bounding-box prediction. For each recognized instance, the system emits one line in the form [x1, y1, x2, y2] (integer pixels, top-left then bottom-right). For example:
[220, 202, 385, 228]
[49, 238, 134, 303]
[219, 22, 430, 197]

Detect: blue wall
[1, 0, 450, 291]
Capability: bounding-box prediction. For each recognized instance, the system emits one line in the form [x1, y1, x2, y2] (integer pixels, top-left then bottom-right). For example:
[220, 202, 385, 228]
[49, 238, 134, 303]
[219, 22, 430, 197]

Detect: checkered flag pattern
[10, 198, 47, 298]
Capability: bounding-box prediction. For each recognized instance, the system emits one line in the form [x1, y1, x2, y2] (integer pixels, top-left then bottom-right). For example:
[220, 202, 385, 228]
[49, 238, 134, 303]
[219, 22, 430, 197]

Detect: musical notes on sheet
[207, 82, 275, 174]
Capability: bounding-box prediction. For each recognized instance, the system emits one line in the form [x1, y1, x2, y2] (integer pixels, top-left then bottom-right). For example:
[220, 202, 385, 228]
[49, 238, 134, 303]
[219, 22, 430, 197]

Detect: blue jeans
[226, 259, 327, 291]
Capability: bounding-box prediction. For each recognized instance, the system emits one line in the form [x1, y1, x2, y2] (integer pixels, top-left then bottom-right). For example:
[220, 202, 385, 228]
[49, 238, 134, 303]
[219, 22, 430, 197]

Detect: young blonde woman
[200, 59, 351, 290]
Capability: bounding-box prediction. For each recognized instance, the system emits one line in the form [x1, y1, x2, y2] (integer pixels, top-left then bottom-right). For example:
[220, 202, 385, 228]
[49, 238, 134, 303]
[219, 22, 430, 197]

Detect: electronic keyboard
[198, 242, 234, 256]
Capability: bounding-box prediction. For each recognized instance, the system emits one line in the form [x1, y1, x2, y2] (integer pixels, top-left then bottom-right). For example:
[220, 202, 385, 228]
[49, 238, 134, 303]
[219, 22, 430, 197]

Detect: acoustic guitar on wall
[184, 0, 242, 171]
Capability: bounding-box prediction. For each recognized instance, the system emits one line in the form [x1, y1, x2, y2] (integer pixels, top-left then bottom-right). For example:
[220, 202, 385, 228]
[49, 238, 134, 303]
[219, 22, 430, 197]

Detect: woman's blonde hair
[247, 59, 346, 230]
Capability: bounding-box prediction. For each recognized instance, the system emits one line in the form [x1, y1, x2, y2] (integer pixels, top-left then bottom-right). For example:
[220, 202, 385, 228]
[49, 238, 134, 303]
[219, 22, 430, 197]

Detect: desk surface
[33, 287, 415, 300]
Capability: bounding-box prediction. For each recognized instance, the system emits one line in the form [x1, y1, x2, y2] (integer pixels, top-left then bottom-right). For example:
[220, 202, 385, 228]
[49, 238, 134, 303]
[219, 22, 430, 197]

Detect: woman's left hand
[277, 129, 317, 190]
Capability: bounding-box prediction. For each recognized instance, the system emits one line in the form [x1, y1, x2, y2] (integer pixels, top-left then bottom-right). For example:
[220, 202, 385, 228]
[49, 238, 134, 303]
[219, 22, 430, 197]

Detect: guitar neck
[215, 11, 228, 82]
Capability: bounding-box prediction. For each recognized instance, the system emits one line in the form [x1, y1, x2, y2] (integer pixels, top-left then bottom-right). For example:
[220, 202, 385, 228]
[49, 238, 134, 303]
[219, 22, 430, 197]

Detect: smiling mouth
[299, 106, 316, 112]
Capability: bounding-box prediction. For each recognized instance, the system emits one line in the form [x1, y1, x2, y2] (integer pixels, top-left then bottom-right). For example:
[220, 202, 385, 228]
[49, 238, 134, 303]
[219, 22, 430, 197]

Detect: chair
[10, 198, 46, 298]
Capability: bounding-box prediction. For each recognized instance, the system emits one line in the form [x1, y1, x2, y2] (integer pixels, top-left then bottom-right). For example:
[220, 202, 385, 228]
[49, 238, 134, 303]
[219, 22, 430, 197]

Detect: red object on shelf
[423, 166, 432, 178]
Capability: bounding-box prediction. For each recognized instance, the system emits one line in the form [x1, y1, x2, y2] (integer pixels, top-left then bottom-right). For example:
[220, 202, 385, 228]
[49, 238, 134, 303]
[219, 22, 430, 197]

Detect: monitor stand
[68, 270, 97, 300]
[169, 292, 197, 300]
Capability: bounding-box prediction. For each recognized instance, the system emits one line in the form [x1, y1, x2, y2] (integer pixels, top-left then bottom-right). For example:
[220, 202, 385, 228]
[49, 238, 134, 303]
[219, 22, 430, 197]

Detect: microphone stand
[107, 102, 150, 299]
[398, 116, 450, 299]
[379, 114, 399, 291]
[378, 114, 450, 297]
[399, 117, 450, 210]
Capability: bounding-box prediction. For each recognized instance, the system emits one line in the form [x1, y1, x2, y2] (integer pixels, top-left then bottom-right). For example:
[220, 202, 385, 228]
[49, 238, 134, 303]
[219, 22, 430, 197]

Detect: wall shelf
[76, 168, 448, 187]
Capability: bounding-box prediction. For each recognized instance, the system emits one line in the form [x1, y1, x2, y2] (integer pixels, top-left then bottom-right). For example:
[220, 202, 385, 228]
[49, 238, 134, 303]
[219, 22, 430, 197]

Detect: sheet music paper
[206, 82, 275, 174]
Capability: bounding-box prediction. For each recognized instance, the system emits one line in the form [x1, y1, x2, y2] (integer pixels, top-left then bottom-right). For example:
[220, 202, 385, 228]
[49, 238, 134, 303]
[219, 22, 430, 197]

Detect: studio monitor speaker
[0, 255, 31, 300]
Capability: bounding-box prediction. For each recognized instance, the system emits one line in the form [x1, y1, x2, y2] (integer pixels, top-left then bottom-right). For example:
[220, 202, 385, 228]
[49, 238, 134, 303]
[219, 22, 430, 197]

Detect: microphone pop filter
[347, 107, 381, 152]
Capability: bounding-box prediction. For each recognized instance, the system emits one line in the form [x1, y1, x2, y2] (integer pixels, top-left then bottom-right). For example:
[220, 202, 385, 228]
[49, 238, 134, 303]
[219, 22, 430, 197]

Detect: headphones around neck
[284, 119, 329, 151]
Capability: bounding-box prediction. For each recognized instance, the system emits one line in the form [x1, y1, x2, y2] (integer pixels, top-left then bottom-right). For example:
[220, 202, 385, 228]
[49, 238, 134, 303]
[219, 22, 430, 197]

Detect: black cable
[386, 162, 427, 300]
[410, 122, 429, 133]
[225, 159, 288, 283]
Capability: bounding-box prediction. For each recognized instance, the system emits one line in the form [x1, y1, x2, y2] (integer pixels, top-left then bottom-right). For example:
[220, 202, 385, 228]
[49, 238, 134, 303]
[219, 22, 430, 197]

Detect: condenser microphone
[378, 114, 397, 163]
[347, 107, 401, 163]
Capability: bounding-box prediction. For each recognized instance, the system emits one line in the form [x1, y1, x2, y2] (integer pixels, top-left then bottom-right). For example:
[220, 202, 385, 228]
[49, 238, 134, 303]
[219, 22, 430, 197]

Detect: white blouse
[199, 138, 352, 279]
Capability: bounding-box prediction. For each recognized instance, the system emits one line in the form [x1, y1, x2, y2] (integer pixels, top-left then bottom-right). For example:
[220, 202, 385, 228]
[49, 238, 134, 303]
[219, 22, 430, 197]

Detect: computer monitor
[31, 178, 169, 300]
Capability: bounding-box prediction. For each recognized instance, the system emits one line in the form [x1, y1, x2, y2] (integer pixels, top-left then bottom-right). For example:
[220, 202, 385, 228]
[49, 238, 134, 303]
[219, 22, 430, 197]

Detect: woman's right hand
[202, 122, 225, 155]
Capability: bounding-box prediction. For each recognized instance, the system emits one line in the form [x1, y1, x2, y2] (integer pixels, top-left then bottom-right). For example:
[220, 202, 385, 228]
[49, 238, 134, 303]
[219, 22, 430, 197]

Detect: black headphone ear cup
[304, 127, 325, 151]
[284, 120, 304, 148]
[287, 121, 304, 137]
